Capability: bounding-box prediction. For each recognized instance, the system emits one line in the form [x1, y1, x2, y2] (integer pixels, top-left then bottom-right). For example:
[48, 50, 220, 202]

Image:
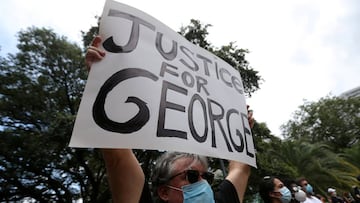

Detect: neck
[272, 198, 282, 203]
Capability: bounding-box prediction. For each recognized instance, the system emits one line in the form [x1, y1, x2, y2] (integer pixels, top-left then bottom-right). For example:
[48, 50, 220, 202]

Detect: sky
[1, 0, 359, 137]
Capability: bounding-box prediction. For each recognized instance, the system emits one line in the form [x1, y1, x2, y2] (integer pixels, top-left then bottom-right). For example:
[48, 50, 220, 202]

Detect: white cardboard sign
[70, 0, 256, 167]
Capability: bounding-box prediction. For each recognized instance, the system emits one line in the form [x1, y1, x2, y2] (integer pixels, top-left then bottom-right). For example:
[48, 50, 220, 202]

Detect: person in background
[353, 186, 360, 203]
[259, 176, 293, 203]
[296, 177, 322, 203]
[287, 181, 307, 203]
[343, 191, 355, 203]
[86, 35, 254, 203]
[328, 188, 344, 203]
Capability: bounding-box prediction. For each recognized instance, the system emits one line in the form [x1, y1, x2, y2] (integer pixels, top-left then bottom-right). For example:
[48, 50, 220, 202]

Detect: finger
[86, 48, 104, 61]
[88, 44, 106, 57]
[91, 35, 102, 48]
[85, 48, 105, 71]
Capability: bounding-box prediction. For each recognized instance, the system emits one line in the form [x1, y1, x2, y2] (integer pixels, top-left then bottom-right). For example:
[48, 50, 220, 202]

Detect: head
[296, 177, 313, 196]
[288, 181, 306, 203]
[152, 152, 213, 203]
[259, 176, 292, 203]
[328, 188, 336, 197]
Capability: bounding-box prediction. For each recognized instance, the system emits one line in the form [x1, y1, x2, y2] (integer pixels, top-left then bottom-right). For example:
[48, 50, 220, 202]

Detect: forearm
[102, 149, 145, 203]
[225, 161, 251, 203]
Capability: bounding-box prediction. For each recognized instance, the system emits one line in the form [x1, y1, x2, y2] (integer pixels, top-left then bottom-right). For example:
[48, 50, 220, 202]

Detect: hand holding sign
[85, 36, 106, 71]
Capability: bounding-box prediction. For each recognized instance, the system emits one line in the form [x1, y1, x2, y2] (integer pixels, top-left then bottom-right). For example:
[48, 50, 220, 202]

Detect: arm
[86, 37, 145, 203]
[225, 106, 254, 202]
[102, 149, 144, 203]
[226, 161, 251, 203]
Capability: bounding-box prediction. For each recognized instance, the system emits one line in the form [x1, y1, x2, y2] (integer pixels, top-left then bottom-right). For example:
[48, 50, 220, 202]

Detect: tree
[270, 140, 359, 195]
[281, 96, 360, 151]
[0, 27, 109, 202]
[280, 95, 360, 195]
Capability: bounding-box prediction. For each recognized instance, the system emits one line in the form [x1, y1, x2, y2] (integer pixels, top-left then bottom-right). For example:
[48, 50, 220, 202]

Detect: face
[273, 178, 284, 191]
[300, 180, 308, 191]
[269, 178, 285, 201]
[158, 157, 207, 203]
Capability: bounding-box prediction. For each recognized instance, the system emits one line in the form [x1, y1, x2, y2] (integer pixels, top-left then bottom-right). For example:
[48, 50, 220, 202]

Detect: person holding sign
[85, 36, 254, 203]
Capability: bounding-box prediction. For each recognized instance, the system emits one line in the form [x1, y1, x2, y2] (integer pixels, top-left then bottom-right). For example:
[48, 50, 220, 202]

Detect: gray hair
[151, 151, 208, 201]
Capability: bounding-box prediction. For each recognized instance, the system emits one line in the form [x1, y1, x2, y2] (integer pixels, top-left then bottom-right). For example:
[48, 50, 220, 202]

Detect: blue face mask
[279, 187, 292, 203]
[182, 179, 215, 203]
[306, 184, 313, 194]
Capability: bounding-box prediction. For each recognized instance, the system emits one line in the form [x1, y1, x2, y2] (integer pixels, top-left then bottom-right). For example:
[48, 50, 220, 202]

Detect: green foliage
[282, 96, 360, 151]
[278, 96, 360, 196]
[0, 27, 109, 202]
[81, 16, 100, 50]
[179, 19, 212, 50]
[341, 144, 360, 169]
[250, 100, 360, 198]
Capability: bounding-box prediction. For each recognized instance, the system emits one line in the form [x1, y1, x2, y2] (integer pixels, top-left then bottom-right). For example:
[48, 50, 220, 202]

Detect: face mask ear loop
[166, 185, 183, 192]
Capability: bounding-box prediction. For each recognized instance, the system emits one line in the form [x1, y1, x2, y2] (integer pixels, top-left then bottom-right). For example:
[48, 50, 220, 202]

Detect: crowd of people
[259, 176, 360, 203]
[85, 36, 360, 203]
[326, 183, 360, 203]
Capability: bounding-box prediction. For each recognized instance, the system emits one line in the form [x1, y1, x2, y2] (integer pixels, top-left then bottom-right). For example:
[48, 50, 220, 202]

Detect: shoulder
[304, 196, 322, 203]
[214, 179, 240, 203]
[139, 181, 153, 203]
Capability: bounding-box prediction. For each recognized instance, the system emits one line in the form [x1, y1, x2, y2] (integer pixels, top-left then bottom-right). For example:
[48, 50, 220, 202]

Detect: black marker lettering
[103, 9, 155, 53]
[196, 54, 212, 76]
[93, 68, 158, 133]
[156, 32, 177, 60]
[227, 109, 244, 152]
[179, 45, 199, 71]
[157, 81, 188, 139]
[241, 112, 254, 157]
[188, 94, 208, 143]
[207, 98, 233, 152]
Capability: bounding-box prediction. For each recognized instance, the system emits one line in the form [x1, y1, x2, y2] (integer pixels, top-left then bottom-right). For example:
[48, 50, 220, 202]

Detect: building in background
[340, 86, 360, 98]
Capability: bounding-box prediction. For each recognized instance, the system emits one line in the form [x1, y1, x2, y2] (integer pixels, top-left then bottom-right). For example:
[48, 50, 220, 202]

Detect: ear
[158, 185, 170, 202]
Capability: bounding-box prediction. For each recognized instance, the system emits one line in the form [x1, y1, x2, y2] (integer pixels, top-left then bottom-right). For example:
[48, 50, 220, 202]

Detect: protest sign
[70, 0, 256, 167]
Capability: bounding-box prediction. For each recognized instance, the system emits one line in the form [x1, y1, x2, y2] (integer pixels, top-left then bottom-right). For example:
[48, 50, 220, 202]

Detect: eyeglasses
[168, 169, 214, 184]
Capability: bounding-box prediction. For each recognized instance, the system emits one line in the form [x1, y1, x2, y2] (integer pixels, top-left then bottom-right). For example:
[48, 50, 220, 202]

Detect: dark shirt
[331, 196, 344, 203]
[215, 179, 241, 203]
[139, 179, 240, 203]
